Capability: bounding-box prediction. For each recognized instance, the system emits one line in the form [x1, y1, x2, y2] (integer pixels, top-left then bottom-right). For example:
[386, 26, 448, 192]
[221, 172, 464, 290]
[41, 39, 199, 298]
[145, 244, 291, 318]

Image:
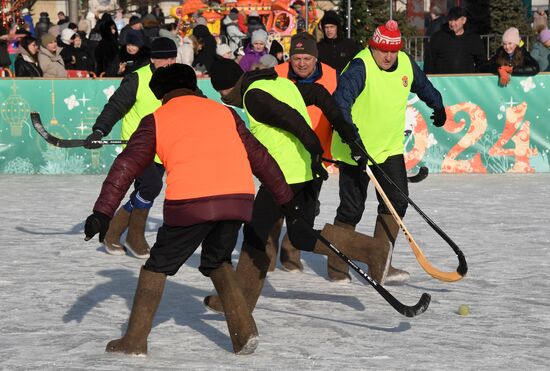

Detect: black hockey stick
[323, 158, 427, 183]
[407, 166, 429, 183]
[30, 112, 127, 148]
[304, 222, 430, 317]
[350, 141, 467, 280]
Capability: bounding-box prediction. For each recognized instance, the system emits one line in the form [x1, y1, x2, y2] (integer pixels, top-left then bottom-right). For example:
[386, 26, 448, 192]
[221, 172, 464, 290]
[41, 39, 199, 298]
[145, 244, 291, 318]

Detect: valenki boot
[266, 218, 283, 272]
[106, 267, 166, 355]
[103, 207, 131, 256]
[326, 220, 354, 282]
[280, 233, 303, 272]
[374, 214, 410, 284]
[210, 263, 259, 355]
[204, 243, 270, 314]
[125, 208, 151, 259]
[313, 223, 391, 284]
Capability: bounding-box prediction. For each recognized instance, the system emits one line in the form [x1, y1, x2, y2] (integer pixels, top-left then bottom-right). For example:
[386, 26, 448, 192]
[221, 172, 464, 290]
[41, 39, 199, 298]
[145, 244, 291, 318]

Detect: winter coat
[38, 46, 67, 77]
[192, 25, 217, 73]
[424, 24, 486, 74]
[94, 19, 119, 75]
[105, 46, 151, 77]
[317, 36, 361, 73]
[481, 45, 540, 75]
[530, 41, 550, 72]
[14, 47, 43, 77]
[177, 36, 194, 66]
[239, 43, 267, 72]
[93, 88, 292, 224]
[223, 16, 246, 52]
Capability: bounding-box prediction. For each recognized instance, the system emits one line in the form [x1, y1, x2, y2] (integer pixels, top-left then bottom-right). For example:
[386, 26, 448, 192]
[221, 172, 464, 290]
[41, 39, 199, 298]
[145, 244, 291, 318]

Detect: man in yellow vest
[269, 32, 340, 276]
[204, 59, 391, 314]
[331, 20, 446, 284]
[83, 37, 177, 259]
[84, 64, 294, 356]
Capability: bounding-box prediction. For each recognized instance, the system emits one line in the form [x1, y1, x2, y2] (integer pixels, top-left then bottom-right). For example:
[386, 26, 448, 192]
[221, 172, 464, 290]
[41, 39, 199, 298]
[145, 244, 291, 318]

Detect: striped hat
[369, 20, 402, 52]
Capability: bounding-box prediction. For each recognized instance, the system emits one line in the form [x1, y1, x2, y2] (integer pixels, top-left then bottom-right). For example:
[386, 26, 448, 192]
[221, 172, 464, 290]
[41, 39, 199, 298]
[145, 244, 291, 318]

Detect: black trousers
[243, 178, 323, 253]
[129, 162, 165, 203]
[144, 220, 242, 277]
[335, 154, 409, 227]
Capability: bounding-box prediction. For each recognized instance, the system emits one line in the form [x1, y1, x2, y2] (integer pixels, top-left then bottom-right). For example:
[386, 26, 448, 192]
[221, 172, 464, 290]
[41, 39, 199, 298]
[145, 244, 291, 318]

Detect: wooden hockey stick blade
[309, 226, 431, 317]
[407, 166, 429, 183]
[365, 166, 465, 282]
[30, 112, 127, 148]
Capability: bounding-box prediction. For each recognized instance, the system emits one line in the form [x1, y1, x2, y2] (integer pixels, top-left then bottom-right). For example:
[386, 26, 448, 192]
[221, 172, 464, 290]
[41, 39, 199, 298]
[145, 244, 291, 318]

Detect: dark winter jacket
[94, 19, 119, 75]
[14, 47, 43, 77]
[192, 25, 217, 73]
[335, 49, 444, 126]
[61, 44, 95, 71]
[93, 88, 292, 224]
[480, 45, 540, 75]
[317, 36, 361, 73]
[105, 46, 151, 77]
[424, 24, 486, 74]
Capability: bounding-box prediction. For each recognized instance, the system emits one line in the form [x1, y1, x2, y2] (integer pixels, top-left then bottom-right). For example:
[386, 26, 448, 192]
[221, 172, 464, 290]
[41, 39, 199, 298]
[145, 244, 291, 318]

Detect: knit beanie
[210, 59, 244, 91]
[369, 20, 402, 52]
[269, 39, 283, 55]
[259, 54, 278, 68]
[41, 33, 56, 47]
[126, 29, 144, 47]
[129, 15, 142, 26]
[216, 43, 233, 57]
[290, 32, 318, 57]
[149, 64, 197, 99]
[251, 29, 268, 45]
[320, 10, 340, 28]
[60, 28, 76, 44]
[151, 37, 177, 59]
[502, 27, 521, 46]
[539, 28, 550, 43]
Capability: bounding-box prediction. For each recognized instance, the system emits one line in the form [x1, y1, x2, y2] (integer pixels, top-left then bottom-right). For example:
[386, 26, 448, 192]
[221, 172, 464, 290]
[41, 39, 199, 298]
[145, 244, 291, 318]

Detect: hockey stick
[301, 221, 430, 317]
[322, 158, 428, 183]
[407, 166, 429, 183]
[30, 112, 127, 148]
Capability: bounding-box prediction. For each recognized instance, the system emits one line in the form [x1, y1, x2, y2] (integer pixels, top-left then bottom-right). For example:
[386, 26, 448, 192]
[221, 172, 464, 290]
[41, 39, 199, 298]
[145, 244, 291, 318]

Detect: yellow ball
[458, 304, 470, 316]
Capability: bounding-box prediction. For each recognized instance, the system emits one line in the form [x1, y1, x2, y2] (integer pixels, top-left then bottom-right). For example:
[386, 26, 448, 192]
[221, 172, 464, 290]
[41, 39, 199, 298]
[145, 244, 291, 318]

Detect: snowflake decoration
[520, 77, 536, 93]
[103, 85, 116, 100]
[64, 94, 80, 110]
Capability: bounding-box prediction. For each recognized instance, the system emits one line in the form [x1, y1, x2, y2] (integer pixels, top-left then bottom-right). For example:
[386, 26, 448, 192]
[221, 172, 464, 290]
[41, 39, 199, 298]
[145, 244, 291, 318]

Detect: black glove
[84, 211, 111, 242]
[84, 130, 104, 149]
[281, 200, 300, 226]
[311, 153, 329, 181]
[430, 107, 447, 127]
[348, 139, 368, 167]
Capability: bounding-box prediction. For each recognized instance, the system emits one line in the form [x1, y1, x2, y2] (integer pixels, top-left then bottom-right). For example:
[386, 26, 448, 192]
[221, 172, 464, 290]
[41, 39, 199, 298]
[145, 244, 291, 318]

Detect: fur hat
[539, 28, 550, 43]
[320, 10, 340, 28]
[149, 64, 198, 99]
[290, 32, 318, 57]
[151, 37, 177, 59]
[40, 33, 56, 47]
[126, 29, 144, 47]
[502, 27, 521, 46]
[210, 59, 244, 91]
[369, 20, 402, 52]
[251, 29, 268, 45]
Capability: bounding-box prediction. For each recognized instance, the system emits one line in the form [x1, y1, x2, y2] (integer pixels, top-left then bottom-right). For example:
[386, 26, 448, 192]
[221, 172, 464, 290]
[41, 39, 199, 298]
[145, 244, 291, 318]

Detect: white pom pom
[386, 20, 398, 31]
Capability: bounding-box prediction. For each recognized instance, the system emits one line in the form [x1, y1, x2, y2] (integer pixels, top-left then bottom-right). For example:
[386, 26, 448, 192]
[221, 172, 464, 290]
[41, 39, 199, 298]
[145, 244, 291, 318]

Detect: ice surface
[1, 174, 549, 370]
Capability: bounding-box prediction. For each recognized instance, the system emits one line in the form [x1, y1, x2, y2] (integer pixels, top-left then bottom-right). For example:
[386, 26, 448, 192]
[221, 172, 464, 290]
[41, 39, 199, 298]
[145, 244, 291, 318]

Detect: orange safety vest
[274, 62, 337, 161]
[154, 95, 256, 201]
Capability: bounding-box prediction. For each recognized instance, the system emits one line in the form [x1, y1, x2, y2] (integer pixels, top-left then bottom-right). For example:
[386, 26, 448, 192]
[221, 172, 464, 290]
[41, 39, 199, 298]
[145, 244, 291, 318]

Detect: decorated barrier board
[0, 73, 549, 174]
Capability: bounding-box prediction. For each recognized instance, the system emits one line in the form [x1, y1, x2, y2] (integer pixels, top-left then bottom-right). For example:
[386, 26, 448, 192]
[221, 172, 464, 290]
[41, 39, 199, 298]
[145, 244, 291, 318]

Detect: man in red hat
[330, 20, 446, 284]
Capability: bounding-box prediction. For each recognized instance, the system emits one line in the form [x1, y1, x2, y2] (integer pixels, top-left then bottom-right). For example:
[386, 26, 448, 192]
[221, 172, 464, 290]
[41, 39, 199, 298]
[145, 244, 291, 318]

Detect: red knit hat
[369, 20, 402, 52]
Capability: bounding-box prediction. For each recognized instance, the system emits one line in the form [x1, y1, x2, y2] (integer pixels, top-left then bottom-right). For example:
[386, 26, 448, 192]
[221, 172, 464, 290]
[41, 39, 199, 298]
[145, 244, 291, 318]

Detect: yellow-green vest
[122, 64, 162, 164]
[243, 78, 315, 184]
[332, 50, 413, 165]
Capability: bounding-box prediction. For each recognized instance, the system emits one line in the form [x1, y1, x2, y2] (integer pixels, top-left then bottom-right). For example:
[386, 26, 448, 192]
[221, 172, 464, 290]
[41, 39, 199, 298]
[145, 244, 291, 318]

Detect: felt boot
[125, 208, 151, 259]
[374, 214, 410, 284]
[105, 267, 166, 355]
[280, 233, 303, 272]
[204, 244, 270, 314]
[313, 223, 391, 284]
[103, 207, 130, 256]
[266, 218, 283, 272]
[326, 220, 354, 282]
[210, 263, 259, 355]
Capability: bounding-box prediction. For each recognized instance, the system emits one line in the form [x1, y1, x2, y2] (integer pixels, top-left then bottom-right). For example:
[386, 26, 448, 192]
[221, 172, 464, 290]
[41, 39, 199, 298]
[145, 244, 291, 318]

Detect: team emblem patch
[402, 76, 408, 87]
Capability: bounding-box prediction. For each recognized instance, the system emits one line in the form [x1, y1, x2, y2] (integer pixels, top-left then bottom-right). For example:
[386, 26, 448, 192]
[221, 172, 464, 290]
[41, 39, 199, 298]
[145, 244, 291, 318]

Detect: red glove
[498, 66, 513, 87]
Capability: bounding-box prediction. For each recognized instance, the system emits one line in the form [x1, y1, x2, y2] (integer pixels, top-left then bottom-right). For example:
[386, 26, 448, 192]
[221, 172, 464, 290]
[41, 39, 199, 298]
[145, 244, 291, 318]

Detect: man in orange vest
[83, 64, 294, 356]
[270, 32, 348, 281]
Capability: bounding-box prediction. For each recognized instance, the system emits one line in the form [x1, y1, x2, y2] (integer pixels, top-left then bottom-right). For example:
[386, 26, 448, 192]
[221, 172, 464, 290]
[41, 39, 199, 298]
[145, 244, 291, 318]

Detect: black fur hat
[149, 64, 197, 99]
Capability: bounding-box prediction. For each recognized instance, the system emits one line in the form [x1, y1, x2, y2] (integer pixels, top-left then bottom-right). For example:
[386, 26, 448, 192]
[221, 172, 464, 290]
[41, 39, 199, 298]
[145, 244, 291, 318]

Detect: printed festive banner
[0, 74, 548, 174]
